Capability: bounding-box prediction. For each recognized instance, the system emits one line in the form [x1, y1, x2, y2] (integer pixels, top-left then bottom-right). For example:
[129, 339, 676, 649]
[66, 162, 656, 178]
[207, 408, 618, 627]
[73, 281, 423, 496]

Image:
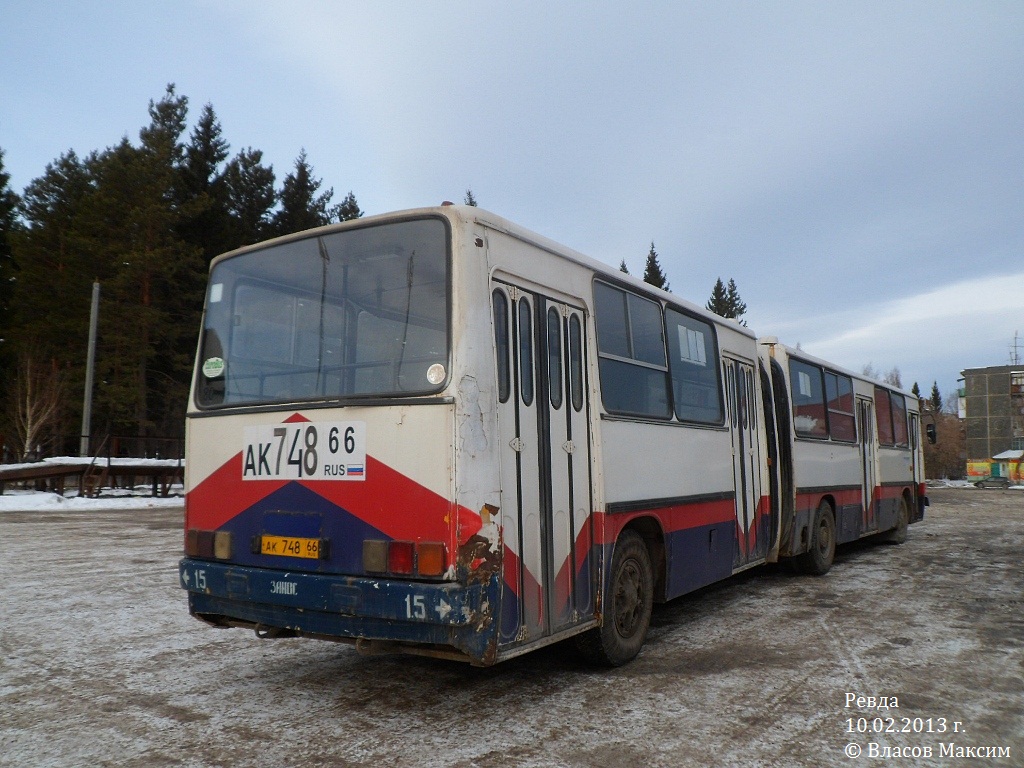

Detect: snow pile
[926, 479, 974, 488]
[0, 487, 183, 512]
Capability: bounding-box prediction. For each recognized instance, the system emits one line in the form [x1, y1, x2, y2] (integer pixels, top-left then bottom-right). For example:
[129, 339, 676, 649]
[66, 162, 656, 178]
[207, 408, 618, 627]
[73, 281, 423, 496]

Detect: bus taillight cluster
[363, 540, 447, 578]
[185, 528, 232, 560]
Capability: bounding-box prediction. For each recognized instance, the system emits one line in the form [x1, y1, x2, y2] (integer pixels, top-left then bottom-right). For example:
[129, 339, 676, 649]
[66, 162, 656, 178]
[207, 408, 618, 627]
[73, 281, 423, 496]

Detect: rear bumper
[179, 558, 499, 663]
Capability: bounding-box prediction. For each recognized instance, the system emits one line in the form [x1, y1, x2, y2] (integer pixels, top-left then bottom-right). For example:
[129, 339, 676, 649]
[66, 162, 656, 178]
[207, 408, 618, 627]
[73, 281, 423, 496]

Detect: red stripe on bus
[187, 453, 485, 551]
[592, 497, 736, 545]
[185, 453, 287, 531]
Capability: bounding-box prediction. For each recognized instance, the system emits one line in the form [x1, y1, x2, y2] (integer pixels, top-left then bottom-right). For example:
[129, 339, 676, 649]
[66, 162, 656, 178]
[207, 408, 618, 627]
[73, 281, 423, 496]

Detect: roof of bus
[758, 337, 918, 399]
[457, 205, 758, 340]
[207, 203, 758, 342]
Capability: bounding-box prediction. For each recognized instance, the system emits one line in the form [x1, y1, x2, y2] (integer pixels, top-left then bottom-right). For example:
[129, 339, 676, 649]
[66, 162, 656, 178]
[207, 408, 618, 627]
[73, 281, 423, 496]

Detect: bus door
[725, 358, 765, 567]
[857, 397, 878, 533]
[492, 281, 593, 645]
[909, 412, 923, 520]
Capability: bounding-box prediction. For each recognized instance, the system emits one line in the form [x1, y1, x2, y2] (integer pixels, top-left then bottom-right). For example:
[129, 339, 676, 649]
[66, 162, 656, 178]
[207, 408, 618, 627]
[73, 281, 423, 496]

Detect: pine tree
[178, 104, 228, 202]
[930, 381, 942, 412]
[270, 149, 335, 236]
[642, 242, 669, 291]
[706, 277, 747, 325]
[911, 382, 922, 398]
[336, 191, 362, 221]
[0, 148, 20, 327]
[12, 149, 96, 448]
[3, 86, 364, 451]
[464, 189, 477, 206]
[12, 150, 94, 325]
[86, 85, 200, 438]
[176, 103, 232, 259]
[224, 147, 276, 246]
[725, 279, 747, 326]
[0, 148, 22, 412]
[706, 278, 729, 316]
[618, 259, 629, 275]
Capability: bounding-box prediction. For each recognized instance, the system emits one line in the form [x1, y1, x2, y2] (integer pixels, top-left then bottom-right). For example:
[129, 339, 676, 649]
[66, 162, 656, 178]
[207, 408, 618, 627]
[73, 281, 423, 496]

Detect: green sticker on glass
[202, 357, 226, 378]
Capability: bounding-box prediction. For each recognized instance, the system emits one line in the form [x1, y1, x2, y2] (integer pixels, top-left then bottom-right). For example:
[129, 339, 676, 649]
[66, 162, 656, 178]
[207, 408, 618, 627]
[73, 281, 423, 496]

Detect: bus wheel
[881, 497, 909, 545]
[800, 501, 836, 575]
[575, 530, 653, 666]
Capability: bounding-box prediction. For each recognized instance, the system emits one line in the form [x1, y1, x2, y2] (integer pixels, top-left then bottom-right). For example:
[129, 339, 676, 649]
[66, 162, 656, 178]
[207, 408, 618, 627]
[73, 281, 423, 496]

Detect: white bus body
[180, 205, 926, 665]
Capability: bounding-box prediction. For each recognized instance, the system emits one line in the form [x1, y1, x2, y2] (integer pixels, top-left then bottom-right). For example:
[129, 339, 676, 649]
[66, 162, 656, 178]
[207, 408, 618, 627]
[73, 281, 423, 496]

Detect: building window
[1011, 371, 1024, 395]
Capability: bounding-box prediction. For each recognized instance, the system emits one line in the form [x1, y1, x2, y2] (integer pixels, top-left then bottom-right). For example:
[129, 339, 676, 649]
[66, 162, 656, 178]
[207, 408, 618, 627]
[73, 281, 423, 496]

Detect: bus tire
[575, 530, 653, 667]
[799, 501, 836, 575]
[881, 496, 909, 545]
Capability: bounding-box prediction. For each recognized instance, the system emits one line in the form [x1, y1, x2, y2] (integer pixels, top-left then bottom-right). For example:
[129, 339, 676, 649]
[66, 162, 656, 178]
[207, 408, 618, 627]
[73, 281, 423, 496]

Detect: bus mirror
[926, 423, 937, 444]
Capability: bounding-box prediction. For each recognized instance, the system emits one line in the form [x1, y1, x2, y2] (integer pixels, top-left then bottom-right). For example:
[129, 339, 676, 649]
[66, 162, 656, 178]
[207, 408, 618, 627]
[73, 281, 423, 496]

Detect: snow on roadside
[1, 456, 183, 472]
[0, 487, 184, 512]
[926, 478, 1024, 490]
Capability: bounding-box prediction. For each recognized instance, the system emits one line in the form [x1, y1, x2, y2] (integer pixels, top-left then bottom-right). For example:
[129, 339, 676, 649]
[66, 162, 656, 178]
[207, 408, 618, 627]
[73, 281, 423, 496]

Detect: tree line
[6, 85, 953, 473]
[0, 85, 362, 459]
[0, 87, 752, 462]
[619, 243, 749, 324]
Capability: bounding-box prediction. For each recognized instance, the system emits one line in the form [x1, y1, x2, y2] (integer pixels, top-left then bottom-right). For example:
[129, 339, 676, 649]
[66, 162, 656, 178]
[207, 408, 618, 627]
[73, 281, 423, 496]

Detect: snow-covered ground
[2, 488, 1022, 767]
[927, 479, 1024, 490]
[0, 486, 184, 511]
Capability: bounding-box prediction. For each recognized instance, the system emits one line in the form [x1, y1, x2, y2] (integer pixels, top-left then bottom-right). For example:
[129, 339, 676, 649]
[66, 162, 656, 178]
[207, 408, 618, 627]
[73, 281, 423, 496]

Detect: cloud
[767, 271, 1024, 390]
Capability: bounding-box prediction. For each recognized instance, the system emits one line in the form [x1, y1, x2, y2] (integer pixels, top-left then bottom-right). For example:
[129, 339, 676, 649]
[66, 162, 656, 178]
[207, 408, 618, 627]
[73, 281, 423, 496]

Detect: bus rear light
[388, 541, 415, 575]
[417, 542, 446, 576]
[363, 540, 388, 573]
[213, 531, 232, 559]
[362, 539, 447, 577]
[185, 528, 232, 560]
[186, 528, 213, 558]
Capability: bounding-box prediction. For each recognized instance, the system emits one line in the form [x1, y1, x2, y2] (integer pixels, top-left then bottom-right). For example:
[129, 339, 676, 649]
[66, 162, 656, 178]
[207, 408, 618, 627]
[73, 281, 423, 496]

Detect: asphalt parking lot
[2, 488, 1021, 767]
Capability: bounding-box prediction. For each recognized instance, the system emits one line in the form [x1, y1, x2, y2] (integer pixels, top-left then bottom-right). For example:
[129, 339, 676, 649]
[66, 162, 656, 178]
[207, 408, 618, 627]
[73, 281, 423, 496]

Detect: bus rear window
[196, 217, 449, 407]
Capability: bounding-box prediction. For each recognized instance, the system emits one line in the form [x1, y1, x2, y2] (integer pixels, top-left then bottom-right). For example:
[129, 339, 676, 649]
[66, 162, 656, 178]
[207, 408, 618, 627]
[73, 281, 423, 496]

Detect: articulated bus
[759, 341, 927, 575]
[179, 205, 927, 666]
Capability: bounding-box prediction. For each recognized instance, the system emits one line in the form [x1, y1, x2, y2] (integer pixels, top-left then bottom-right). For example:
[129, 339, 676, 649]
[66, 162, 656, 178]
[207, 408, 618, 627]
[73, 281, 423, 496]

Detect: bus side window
[547, 307, 563, 409]
[875, 387, 895, 445]
[518, 299, 534, 406]
[493, 290, 511, 403]
[825, 371, 856, 441]
[569, 314, 584, 412]
[665, 307, 723, 424]
[890, 392, 909, 446]
[789, 359, 827, 438]
[593, 281, 670, 419]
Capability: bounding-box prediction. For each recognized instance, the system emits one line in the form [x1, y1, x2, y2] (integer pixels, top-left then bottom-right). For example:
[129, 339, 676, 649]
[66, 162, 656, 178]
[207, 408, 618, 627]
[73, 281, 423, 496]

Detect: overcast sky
[2, 1, 1022, 399]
